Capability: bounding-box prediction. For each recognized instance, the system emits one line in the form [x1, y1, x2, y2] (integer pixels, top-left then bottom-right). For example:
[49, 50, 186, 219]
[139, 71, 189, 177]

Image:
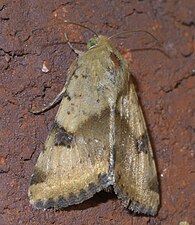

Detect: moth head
[87, 36, 113, 50]
[87, 38, 97, 49]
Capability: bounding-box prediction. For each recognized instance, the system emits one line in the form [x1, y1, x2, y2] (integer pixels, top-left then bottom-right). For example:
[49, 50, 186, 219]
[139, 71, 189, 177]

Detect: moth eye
[87, 38, 97, 49]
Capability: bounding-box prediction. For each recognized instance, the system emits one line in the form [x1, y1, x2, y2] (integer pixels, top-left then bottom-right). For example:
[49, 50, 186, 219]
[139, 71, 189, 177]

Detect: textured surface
[0, 0, 194, 224]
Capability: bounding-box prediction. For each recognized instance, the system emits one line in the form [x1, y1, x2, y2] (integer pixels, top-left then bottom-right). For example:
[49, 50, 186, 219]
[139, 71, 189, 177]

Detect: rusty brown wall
[0, 0, 194, 224]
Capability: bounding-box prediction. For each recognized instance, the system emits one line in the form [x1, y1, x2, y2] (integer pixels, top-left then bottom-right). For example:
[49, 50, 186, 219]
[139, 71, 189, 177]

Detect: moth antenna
[109, 30, 170, 57]
[64, 20, 98, 37]
[31, 21, 98, 39]
[109, 30, 161, 46]
[130, 47, 170, 58]
[64, 32, 83, 56]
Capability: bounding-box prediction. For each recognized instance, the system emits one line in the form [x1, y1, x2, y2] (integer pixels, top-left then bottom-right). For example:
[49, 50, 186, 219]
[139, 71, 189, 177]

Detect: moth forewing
[29, 35, 159, 215]
[114, 80, 159, 215]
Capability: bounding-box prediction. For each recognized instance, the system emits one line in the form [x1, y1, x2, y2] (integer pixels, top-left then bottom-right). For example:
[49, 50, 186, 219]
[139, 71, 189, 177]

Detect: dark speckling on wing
[33, 180, 108, 209]
[135, 131, 149, 154]
[128, 201, 156, 216]
[53, 122, 73, 147]
[30, 168, 47, 185]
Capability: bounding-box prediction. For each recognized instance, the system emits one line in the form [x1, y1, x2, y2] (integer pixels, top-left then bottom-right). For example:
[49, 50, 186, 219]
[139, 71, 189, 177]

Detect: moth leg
[30, 86, 66, 114]
[64, 32, 83, 56]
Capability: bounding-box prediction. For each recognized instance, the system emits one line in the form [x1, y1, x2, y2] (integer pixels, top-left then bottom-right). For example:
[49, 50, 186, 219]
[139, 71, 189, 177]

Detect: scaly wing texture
[28, 109, 111, 209]
[114, 78, 160, 216]
[28, 50, 117, 208]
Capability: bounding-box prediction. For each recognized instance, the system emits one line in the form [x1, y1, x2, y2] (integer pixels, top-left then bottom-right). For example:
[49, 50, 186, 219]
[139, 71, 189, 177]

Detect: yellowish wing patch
[29, 110, 112, 208]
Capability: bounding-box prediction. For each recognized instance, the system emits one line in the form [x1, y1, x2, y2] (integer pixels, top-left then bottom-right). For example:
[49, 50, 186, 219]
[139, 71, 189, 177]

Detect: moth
[28, 29, 160, 216]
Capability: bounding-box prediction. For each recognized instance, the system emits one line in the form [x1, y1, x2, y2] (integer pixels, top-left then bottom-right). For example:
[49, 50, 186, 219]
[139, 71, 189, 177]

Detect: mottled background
[0, 1, 194, 225]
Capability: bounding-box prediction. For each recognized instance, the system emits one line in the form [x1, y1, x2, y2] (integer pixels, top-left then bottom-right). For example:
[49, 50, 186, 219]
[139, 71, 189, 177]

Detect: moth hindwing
[29, 35, 160, 216]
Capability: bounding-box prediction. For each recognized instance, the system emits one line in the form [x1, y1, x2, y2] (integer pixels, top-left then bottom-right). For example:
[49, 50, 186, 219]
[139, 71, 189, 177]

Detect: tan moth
[28, 26, 160, 216]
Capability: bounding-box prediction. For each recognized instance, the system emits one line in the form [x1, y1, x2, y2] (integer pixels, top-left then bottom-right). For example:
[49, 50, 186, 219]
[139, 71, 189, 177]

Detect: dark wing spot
[64, 91, 71, 101]
[30, 168, 47, 185]
[82, 74, 88, 79]
[149, 177, 159, 193]
[135, 131, 149, 154]
[53, 122, 73, 148]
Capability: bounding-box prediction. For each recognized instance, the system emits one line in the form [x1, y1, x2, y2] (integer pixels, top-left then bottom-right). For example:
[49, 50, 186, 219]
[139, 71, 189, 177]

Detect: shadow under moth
[28, 29, 160, 216]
